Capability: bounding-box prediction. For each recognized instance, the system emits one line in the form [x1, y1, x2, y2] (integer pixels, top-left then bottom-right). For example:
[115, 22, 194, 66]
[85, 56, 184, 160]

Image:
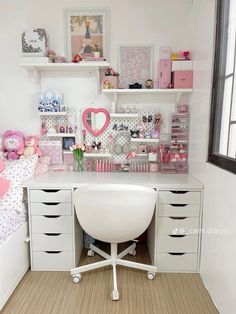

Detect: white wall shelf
[84, 153, 112, 158]
[110, 113, 139, 118]
[131, 138, 160, 143]
[46, 133, 76, 138]
[20, 61, 110, 72]
[38, 112, 68, 116]
[103, 88, 192, 95]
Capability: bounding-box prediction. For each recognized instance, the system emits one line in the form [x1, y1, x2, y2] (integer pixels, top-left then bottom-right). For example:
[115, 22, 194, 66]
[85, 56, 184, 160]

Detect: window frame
[208, 0, 236, 174]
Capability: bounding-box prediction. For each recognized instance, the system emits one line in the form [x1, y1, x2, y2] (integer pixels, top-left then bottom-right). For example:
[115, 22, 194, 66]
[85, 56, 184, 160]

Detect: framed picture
[118, 45, 153, 88]
[64, 8, 110, 61]
[62, 137, 76, 150]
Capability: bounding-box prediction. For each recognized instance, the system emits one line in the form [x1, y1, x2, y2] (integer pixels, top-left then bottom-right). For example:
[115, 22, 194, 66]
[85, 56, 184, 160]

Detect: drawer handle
[44, 233, 61, 236]
[168, 253, 186, 256]
[43, 215, 60, 218]
[43, 202, 60, 206]
[170, 204, 187, 207]
[170, 191, 188, 194]
[169, 235, 186, 238]
[45, 251, 62, 254]
[169, 216, 187, 220]
[42, 189, 60, 193]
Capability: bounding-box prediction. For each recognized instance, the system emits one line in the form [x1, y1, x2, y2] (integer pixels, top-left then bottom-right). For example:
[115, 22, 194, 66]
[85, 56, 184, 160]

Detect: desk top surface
[23, 171, 203, 190]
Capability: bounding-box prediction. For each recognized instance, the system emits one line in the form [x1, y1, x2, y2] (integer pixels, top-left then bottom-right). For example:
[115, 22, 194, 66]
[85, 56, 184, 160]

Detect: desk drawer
[32, 251, 73, 271]
[158, 204, 200, 217]
[32, 233, 73, 251]
[159, 191, 201, 204]
[31, 216, 72, 234]
[30, 202, 72, 216]
[30, 189, 72, 203]
[157, 253, 198, 271]
[157, 235, 198, 253]
[157, 217, 199, 235]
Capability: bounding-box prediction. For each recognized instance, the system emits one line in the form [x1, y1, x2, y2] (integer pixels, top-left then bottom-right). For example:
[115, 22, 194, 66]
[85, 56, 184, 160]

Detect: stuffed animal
[0, 160, 10, 197]
[18, 135, 42, 158]
[3, 130, 25, 160]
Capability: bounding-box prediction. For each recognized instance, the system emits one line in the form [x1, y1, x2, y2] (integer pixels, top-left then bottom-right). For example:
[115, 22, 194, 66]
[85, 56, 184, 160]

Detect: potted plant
[93, 43, 100, 58]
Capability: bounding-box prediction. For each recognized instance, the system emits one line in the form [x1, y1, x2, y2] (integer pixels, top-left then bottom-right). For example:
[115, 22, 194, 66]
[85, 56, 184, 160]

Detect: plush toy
[3, 130, 25, 160]
[0, 160, 10, 197]
[18, 135, 42, 158]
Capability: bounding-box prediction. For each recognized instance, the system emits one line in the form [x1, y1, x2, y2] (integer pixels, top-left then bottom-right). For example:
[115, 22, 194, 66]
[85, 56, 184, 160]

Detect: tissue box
[38, 90, 63, 112]
[22, 28, 48, 57]
[39, 140, 63, 164]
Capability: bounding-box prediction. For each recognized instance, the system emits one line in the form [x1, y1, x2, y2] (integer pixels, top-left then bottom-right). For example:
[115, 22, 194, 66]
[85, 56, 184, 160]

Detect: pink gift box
[158, 60, 172, 89]
[173, 71, 193, 89]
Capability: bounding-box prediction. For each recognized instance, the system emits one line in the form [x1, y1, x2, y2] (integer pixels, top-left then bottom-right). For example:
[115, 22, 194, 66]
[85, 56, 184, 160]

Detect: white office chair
[71, 184, 157, 301]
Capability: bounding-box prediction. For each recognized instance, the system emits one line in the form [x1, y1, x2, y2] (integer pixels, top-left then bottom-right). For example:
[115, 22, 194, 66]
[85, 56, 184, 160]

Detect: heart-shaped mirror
[82, 108, 110, 137]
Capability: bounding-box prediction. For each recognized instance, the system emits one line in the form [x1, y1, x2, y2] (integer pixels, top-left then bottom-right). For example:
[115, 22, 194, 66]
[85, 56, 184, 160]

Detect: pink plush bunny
[0, 160, 10, 197]
[3, 130, 25, 160]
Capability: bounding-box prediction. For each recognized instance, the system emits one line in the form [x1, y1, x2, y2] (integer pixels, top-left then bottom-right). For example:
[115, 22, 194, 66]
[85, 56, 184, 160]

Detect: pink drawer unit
[173, 71, 193, 89]
[158, 60, 172, 89]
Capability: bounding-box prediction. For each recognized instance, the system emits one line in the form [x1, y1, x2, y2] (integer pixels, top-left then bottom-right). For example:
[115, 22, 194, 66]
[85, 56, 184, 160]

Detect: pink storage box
[102, 76, 119, 89]
[158, 60, 172, 89]
[173, 71, 193, 89]
[63, 151, 74, 165]
[39, 140, 63, 164]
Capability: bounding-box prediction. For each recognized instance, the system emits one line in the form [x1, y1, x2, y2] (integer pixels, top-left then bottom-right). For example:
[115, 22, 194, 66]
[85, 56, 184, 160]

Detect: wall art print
[22, 28, 48, 56]
[64, 8, 110, 61]
[119, 45, 153, 88]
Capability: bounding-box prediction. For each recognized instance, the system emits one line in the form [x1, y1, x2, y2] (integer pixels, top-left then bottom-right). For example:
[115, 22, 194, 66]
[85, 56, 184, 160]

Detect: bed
[0, 205, 30, 310]
[0, 154, 38, 310]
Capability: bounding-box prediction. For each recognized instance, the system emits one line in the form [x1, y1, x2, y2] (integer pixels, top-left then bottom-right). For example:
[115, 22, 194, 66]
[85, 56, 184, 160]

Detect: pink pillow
[0, 160, 10, 197]
[35, 156, 50, 176]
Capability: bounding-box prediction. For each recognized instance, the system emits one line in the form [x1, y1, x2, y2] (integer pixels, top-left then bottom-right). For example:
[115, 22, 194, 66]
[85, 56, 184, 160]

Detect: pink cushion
[0, 160, 10, 198]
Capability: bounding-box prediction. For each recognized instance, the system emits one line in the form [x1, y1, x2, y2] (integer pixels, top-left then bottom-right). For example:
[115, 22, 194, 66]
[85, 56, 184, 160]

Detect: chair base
[71, 242, 157, 301]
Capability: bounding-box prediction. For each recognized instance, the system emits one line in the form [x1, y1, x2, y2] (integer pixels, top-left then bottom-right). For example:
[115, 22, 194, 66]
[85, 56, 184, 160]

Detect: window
[209, 0, 236, 173]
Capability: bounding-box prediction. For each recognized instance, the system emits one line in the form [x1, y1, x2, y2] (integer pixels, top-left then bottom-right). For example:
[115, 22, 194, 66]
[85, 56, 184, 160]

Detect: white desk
[24, 172, 203, 272]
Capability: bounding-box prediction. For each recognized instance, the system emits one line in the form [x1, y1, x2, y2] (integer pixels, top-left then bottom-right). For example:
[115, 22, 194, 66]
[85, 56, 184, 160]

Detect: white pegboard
[40, 106, 77, 141]
[84, 106, 164, 163]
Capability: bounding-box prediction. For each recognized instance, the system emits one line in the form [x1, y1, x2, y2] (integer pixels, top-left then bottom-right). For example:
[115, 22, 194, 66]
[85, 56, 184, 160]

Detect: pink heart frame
[82, 108, 110, 137]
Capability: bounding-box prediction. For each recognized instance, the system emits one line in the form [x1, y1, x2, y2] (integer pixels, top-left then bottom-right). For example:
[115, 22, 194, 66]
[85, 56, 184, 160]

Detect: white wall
[189, 1, 236, 313]
[0, 0, 191, 134]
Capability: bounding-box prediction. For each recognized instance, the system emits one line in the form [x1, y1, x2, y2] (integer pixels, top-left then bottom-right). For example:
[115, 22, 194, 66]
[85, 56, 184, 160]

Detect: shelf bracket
[95, 67, 101, 95]
[175, 92, 182, 105]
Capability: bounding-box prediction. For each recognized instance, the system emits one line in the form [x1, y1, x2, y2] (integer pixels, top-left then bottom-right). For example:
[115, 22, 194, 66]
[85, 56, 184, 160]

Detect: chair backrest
[73, 184, 157, 243]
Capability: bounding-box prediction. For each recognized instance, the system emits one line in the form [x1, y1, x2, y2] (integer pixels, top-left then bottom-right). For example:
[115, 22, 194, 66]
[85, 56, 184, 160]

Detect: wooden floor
[2, 243, 218, 314]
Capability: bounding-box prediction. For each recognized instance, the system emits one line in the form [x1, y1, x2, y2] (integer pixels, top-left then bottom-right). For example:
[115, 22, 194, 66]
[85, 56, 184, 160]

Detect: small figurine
[103, 80, 110, 89]
[130, 130, 140, 138]
[153, 113, 162, 132]
[72, 54, 83, 63]
[178, 104, 189, 113]
[137, 122, 147, 138]
[145, 79, 153, 89]
[182, 50, 191, 60]
[171, 52, 179, 60]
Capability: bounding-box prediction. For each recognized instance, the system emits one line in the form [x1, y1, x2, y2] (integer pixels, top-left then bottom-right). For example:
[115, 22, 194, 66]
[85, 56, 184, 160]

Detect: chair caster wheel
[87, 249, 95, 257]
[111, 289, 119, 301]
[147, 272, 156, 280]
[73, 274, 81, 283]
[129, 249, 136, 256]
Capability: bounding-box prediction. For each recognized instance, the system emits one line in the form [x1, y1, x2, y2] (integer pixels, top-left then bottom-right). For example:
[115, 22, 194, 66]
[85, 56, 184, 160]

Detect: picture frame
[118, 45, 154, 88]
[62, 137, 76, 150]
[64, 8, 110, 61]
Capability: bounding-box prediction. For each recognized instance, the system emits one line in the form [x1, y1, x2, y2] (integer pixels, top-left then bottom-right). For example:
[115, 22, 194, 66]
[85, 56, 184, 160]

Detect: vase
[93, 51, 100, 58]
[75, 158, 83, 171]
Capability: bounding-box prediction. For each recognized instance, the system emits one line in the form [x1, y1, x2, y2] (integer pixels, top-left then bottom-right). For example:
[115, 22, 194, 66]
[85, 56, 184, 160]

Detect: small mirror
[82, 108, 110, 137]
